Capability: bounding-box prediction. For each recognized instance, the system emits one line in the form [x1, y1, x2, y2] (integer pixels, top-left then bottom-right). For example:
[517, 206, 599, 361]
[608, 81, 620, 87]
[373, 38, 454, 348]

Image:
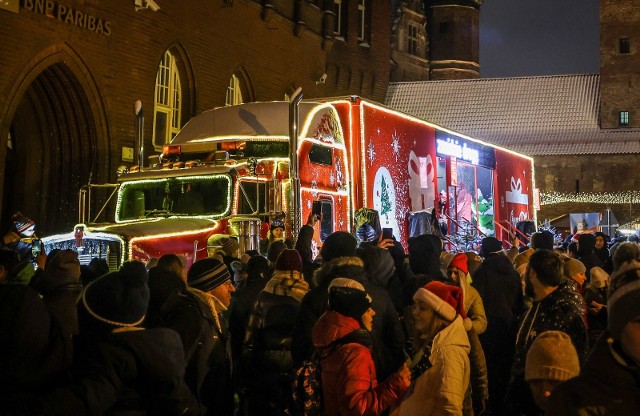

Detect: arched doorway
[2, 58, 104, 235]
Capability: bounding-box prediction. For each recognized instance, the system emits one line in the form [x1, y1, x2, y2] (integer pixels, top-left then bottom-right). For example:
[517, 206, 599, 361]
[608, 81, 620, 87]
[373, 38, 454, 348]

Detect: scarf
[263, 270, 309, 303]
[188, 287, 226, 335]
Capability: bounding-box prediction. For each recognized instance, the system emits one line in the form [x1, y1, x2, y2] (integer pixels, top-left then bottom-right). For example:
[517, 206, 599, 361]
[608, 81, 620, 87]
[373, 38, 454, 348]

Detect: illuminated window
[620, 38, 630, 54]
[153, 51, 182, 147]
[407, 22, 419, 55]
[334, 0, 347, 37]
[619, 111, 630, 126]
[225, 74, 244, 106]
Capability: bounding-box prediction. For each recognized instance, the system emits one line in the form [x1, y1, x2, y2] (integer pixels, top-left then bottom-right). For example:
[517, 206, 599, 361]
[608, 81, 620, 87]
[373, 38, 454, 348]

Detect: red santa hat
[413, 281, 467, 323]
[447, 252, 469, 274]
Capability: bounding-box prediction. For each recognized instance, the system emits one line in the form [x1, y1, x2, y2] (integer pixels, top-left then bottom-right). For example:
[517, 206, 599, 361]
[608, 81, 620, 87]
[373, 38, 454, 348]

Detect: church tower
[599, 0, 640, 129]
[425, 0, 482, 80]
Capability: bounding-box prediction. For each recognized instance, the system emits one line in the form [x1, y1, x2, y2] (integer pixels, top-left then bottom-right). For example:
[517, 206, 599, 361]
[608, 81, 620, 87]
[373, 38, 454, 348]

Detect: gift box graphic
[505, 177, 529, 205]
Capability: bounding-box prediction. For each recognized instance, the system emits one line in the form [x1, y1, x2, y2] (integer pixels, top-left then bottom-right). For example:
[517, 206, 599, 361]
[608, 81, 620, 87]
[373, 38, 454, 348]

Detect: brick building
[390, 0, 481, 82]
[387, 0, 640, 230]
[0, 0, 392, 233]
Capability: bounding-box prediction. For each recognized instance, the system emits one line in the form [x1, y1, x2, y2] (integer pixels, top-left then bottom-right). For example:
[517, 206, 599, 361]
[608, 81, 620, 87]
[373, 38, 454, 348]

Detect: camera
[382, 228, 393, 240]
[312, 200, 322, 219]
[31, 239, 42, 257]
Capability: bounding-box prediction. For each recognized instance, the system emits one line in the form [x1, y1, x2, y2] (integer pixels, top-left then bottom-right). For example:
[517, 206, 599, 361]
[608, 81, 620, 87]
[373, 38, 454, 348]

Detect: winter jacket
[583, 283, 608, 341]
[292, 256, 406, 381]
[393, 315, 471, 416]
[506, 279, 589, 416]
[188, 289, 234, 416]
[243, 271, 307, 373]
[458, 273, 487, 335]
[144, 267, 212, 408]
[0, 285, 70, 414]
[546, 334, 640, 416]
[473, 252, 524, 338]
[577, 234, 604, 281]
[472, 252, 524, 414]
[242, 270, 307, 414]
[357, 244, 404, 314]
[43, 327, 200, 416]
[228, 273, 268, 362]
[466, 327, 489, 415]
[312, 311, 408, 416]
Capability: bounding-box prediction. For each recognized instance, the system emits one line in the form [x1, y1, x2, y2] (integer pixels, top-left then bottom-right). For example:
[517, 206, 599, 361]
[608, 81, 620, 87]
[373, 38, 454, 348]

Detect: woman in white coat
[393, 281, 471, 416]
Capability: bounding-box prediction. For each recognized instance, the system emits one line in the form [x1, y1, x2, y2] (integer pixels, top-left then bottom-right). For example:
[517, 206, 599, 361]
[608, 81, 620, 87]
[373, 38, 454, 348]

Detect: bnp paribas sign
[0, 0, 19, 13]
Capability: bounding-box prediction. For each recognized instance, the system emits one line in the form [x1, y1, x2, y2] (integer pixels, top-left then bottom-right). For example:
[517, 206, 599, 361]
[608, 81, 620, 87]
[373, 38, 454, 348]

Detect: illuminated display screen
[435, 131, 496, 169]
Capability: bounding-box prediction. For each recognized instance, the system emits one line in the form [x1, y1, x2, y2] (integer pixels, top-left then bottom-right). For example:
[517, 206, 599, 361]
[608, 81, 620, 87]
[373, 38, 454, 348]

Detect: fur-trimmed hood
[313, 256, 367, 288]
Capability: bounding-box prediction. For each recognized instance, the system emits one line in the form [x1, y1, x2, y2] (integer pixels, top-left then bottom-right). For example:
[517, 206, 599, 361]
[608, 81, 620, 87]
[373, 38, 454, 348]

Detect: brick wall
[535, 153, 640, 226]
[599, 0, 640, 128]
[0, 0, 391, 230]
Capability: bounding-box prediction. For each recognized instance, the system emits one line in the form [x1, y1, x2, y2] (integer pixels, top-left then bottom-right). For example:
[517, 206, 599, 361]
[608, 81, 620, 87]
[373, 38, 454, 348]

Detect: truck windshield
[117, 174, 232, 221]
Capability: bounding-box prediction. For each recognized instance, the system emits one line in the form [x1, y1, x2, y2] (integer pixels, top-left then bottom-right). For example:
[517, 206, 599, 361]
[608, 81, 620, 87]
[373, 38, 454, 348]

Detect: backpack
[288, 333, 368, 416]
[288, 351, 323, 416]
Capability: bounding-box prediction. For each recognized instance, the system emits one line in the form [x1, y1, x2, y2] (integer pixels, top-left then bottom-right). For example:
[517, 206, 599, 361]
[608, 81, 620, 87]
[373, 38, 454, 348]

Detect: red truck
[43, 93, 536, 268]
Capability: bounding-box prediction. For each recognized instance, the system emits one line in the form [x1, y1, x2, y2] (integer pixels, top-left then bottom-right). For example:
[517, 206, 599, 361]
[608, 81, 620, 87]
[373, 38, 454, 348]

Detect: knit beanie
[188, 257, 231, 292]
[328, 278, 372, 321]
[607, 260, 640, 340]
[589, 266, 609, 289]
[321, 231, 358, 262]
[525, 331, 580, 382]
[531, 230, 554, 250]
[413, 281, 467, 322]
[275, 249, 303, 273]
[11, 212, 35, 234]
[219, 237, 239, 256]
[480, 237, 503, 257]
[448, 253, 468, 274]
[267, 240, 287, 263]
[563, 258, 586, 279]
[270, 219, 285, 232]
[82, 261, 149, 327]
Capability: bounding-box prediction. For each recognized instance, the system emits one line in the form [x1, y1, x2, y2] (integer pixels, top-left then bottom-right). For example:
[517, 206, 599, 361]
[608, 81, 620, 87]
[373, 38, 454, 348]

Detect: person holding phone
[1, 212, 43, 264]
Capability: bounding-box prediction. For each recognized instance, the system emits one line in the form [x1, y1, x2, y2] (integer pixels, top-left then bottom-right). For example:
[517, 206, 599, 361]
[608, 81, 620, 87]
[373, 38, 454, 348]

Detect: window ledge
[358, 41, 370, 48]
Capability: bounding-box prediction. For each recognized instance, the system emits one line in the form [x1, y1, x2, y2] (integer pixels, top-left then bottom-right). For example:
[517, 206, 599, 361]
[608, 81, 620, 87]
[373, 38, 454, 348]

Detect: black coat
[0, 285, 70, 414]
[472, 253, 525, 343]
[43, 328, 200, 416]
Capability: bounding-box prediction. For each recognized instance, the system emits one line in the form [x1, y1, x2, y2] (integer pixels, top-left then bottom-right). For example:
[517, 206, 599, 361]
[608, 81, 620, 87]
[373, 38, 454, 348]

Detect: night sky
[479, 0, 600, 78]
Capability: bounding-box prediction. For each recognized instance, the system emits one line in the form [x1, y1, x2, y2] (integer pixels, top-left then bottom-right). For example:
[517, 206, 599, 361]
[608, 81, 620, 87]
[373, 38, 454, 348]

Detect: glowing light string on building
[541, 191, 640, 205]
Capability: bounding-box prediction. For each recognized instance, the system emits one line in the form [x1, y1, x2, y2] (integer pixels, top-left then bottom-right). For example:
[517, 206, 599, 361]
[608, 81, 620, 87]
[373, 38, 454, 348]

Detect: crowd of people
[1, 209, 639, 415]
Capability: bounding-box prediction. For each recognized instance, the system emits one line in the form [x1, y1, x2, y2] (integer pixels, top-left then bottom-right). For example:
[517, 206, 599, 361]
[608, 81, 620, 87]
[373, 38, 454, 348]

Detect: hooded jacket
[473, 253, 525, 340]
[312, 311, 408, 416]
[394, 315, 471, 416]
[577, 233, 604, 280]
[292, 256, 406, 380]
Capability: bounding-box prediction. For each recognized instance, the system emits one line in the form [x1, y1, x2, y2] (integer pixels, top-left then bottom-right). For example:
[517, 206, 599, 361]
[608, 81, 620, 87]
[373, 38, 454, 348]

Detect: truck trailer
[43, 94, 536, 269]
